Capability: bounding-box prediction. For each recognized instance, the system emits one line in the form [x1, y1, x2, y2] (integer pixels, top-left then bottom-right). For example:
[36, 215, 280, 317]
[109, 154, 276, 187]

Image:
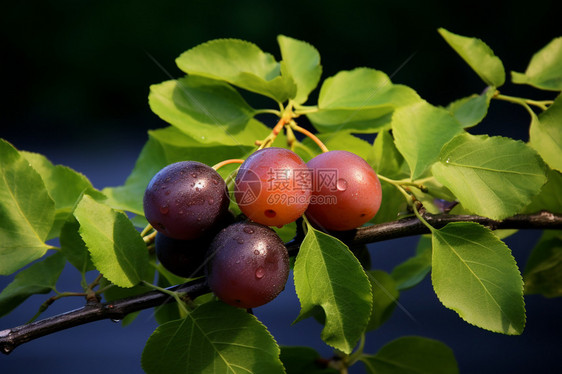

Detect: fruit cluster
[143, 147, 382, 308]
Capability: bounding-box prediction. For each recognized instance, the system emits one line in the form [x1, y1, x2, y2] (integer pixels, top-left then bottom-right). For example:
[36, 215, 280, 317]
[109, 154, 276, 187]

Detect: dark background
[1, 1, 561, 373]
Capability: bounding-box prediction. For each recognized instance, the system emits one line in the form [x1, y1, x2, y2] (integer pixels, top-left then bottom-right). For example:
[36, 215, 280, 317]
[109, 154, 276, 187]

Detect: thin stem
[254, 108, 281, 116]
[27, 291, 87, 323]
[377, 174, 412, 203]
[289, 121, 329, 153]
[293, 105, 319, 115]
[143, 230, 157, 244]
[412, 203, 435, 233]
[495, 93, 552, 111]
[212, 159, 245, 171]
[347, 334, 366, 366]
[141, 281, 189, 315]
[140, 224, 153, 237]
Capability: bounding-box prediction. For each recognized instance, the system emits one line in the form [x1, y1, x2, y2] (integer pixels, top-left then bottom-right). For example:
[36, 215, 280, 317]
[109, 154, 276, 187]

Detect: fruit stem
[413, 201, 436, 233]
[494, 92, 553, 111]
[377, 174, 414, 203]
[289, 120, 329, 153]
[212, 159, 245, 171]
[141, 281, 190, 315]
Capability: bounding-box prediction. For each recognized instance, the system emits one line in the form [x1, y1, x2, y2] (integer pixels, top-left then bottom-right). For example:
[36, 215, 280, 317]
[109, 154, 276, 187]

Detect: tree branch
[2, 211, 561, 355]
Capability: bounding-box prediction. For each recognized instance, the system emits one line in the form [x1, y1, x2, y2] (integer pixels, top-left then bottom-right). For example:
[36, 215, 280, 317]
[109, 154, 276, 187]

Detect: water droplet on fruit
[212, 179, 219, 185]
[237, 238, 245, 244]
[191, 173, 198, 178]
[165, 190, 170, 195]
[264, 209, 276, 218]
[336, 178, 348, 191]
[254, 249, 260, 255]
[160, 206, 169, 214]
[208, 199, 214, 205]
[111, 319, 121, 323]
[235, 259, 240, 264]
[178, 210, 184, 215]
[243, 227, 255, 234]
[195, 187, 201, 192]
[255, 267, 265, 279]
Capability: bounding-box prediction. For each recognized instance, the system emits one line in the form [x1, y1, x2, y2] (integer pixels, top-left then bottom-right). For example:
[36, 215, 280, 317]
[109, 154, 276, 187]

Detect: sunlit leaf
[74, 195, 150, 288]
[307, 68, 421, 133]
[446, 88, 495, 128]
[432, 222, 525, 334]
[278, 35, 322, 104]
[176, 38, 296, 102]
[529, 94, 562, 172]
[511, 37, 562, 90]
[0, 139, 54, 275]
[293, 225, 372, 353]
[393, 100, 464, 179]
[439, 28, 505, 87]
[432, 133, 547, 220]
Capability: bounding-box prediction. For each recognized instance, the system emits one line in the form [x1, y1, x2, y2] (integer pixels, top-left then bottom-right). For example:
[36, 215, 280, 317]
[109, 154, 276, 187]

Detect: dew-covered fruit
[143, 161, 229, 240]
[205, 221, 290, 308]
[306, 150, 382, 231]
[155, 232, 208, 278]
[234, 147, 311, 227]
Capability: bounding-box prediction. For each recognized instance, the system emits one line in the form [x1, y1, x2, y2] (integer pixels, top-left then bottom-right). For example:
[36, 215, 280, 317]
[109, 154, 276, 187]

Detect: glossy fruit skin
[234, 147, 311, 227]
[306, 150, 382, 231]
[143, 161, 229, 240]
[206, 222, 290, 309]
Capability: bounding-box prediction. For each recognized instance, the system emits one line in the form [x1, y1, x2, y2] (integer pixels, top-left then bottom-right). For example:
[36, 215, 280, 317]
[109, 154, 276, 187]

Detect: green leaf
[278, 35, 322, 104]
[142, 301, 285, 374]
[432, 133, 547, 220]
[73, 195, 150, 288]
[0, 139, 55, 275]
[524, 231, 562, 298]
[370, 181, 407, 224]
[365, 270, 399, 331]
[511, 37, 562, 90]
[103, 126, 258, 214]
[307, 68, 421, 133]
[431, 222, 525, 335]
[438, 28, 505, 87]
[59, 216, 95, 274]
[369, 130, 408, 179]
[149, 76, 261, 145]
[391, 236, 432, 291]
[361, 336, 459, 374]
[280, 346, 338, 374]
[0, 253, 65, 317]
[23, 151, 103, 239]
[523, 168, 562, 214]
[392, 100, 464, 179]
[293, 225, 372, 353]
[446, 88, 495, 128]
[529, 94, 562, 172]
[176, 39, 296, 102]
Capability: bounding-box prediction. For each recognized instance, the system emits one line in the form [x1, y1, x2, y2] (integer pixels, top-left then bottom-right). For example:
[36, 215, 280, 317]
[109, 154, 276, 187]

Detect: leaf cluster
[1, 29, 562, 373]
